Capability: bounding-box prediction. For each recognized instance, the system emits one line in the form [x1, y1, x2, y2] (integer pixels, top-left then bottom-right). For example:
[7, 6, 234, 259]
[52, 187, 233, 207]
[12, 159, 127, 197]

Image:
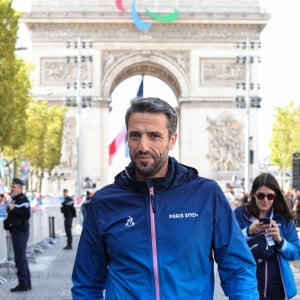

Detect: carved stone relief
[201, 58, 245, 86]
[102, 51, 129, 75]
[206, 114, 243, 171]
[29, 23, 261, 43]
[102, 50, 188, 96]
[41, 57, 92, 85]
[110, 62, 182, 97]
[102, 50, 189, 77]
[60, 116, 77, 169]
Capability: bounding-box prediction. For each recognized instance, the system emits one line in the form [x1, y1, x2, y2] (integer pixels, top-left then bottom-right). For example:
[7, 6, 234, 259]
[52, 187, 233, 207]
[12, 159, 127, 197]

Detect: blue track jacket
[72, 158, 258, 299]
[234, 206, 300, 299]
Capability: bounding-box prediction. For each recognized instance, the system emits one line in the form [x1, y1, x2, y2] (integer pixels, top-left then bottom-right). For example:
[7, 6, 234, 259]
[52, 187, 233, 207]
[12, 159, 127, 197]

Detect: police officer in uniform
[81, 190, 92, 223]
[61, 189, 76, 249]
[7, 178, 31, 292]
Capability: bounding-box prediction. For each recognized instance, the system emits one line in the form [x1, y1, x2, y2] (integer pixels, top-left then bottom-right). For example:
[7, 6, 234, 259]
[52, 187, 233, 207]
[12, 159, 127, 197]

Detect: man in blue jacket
[72, 97, 259, 299]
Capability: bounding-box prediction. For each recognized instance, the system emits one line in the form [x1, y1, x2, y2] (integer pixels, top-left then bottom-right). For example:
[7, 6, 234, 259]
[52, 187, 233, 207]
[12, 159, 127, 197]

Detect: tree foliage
[24, 101, 66, 172]
[0, 0, 32, 149]
[269, 101, 300, 170]
[0, 1, 66, 191]
[3, 100, 66, 191]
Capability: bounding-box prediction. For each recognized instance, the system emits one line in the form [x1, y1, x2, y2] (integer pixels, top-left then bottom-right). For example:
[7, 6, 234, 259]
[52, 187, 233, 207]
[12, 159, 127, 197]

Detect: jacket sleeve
[212, 184, 259, 300]
[276, 218, 300, 298]
[277, 219, 300, 261]
[71, 200, 107, 299]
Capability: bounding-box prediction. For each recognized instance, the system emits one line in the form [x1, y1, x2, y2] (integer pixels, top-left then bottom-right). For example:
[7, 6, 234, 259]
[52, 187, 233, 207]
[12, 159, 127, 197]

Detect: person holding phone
[234, 173, 300, 300]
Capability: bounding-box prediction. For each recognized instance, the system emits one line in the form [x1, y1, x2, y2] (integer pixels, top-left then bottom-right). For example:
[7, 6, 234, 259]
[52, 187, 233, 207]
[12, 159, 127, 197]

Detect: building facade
[23, 0, 269, 195]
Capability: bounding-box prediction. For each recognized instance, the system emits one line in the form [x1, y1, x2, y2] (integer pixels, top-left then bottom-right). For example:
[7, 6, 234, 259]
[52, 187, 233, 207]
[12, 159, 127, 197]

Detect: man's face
[127, 112, 177, 181]
[10, 184, 22, 197]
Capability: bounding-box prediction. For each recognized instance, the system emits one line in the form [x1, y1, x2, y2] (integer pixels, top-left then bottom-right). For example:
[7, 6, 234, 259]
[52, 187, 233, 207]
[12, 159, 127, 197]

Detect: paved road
[1, 232, 300, 299]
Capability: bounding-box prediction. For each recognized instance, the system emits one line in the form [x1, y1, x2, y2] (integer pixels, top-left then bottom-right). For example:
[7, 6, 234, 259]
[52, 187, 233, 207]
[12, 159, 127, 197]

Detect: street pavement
[1, 230, 300, 300]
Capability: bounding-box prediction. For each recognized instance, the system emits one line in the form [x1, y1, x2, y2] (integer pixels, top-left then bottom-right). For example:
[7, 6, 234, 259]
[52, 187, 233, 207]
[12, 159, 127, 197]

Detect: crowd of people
[72, 97, 260, 299]
[1, 97, 300, 299]
[0, 178, 96, 292]
[70, 97, 300, 300]
[0, 189, 45, 219]
[224, 184, 300, 220]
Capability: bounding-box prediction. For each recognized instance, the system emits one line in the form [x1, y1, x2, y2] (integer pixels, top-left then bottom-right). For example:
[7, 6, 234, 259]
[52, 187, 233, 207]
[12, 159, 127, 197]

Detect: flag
[136, 75, 144, 97]
[108, 126, 127, 165]
[109, 75, 144, 164]
[125, 75, 144, 156]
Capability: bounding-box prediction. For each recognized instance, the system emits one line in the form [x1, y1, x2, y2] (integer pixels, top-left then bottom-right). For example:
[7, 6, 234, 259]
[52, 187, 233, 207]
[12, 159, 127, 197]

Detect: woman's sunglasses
[255, 193, 276, 201]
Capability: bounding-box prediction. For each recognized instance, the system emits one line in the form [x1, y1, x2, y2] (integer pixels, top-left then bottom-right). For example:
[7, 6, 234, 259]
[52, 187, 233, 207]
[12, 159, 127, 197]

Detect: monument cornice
[24, 11, 269, 25]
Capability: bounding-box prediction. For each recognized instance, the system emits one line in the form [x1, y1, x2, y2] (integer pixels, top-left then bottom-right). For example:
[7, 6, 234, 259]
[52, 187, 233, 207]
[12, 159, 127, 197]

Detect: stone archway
[101, 52, 189, 99]
[101, 55, 187, 181]
[99, 53, 190, 185]
[23, 0, 269, 195]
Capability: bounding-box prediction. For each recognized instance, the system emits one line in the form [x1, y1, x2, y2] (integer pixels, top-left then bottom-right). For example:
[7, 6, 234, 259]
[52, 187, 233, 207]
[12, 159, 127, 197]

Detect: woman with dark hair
[234, 173, 300, 300]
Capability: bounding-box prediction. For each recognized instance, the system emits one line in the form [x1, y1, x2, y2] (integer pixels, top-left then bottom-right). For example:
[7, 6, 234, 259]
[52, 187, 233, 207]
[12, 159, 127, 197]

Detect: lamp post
[66, 38, 93, 199]
[236, 39, 261, 192]
[76, 37, 82, 199]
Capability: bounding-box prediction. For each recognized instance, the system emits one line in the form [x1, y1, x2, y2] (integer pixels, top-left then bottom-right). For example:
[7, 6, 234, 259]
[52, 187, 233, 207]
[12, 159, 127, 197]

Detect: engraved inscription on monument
[41, 57, 92, 85]
[200, 58, 245, 86]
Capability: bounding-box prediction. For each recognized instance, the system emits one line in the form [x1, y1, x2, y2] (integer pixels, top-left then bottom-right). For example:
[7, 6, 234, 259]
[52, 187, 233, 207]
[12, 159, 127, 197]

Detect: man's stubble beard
[131, 149, 169, 179]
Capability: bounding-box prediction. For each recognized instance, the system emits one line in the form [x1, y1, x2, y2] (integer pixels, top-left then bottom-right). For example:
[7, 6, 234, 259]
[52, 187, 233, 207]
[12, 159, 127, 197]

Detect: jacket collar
[115, 157, 198, 192]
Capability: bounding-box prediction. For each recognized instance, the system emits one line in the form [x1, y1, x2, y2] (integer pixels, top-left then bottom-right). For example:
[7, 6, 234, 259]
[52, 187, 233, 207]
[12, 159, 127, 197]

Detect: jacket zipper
[264, 255, 287, 299]
[149, 186, 160, 300]
[264, 260, 268, 297]
[276, 254, 288, 300]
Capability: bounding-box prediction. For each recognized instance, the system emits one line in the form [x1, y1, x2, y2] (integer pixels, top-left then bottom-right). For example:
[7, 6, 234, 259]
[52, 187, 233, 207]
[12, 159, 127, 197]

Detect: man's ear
[169, 133, 177, 150]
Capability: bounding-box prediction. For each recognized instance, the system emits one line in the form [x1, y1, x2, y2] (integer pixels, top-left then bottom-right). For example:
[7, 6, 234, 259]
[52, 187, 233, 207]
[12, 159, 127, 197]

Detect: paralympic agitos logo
[115, 0, 179, 30]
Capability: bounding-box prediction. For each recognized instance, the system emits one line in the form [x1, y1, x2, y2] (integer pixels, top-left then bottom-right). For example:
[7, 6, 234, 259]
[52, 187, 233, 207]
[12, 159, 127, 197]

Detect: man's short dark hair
[125, 97, 178, 138]
[12, 178, 24, 186]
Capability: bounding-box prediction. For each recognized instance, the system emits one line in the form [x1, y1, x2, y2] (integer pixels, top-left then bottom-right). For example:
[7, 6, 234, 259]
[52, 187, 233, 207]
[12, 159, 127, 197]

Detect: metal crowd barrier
[0, 205, 81, 282]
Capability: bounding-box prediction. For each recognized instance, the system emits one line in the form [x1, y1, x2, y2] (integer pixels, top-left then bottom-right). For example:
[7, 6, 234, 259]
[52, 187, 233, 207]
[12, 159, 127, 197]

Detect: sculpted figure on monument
[206, 114, 243, 172]
[61, 117, 77, 169]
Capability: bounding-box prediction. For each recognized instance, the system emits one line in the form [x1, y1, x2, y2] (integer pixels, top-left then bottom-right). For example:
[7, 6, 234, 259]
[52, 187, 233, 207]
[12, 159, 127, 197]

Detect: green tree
[0, 0, 32, 149]
[269, 101, 300, 170]
[24, 101, 66, 192]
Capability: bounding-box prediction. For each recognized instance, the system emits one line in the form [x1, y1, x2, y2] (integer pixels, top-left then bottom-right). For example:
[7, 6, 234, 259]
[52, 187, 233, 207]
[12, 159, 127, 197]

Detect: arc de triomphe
[23, 0, 269, 195]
